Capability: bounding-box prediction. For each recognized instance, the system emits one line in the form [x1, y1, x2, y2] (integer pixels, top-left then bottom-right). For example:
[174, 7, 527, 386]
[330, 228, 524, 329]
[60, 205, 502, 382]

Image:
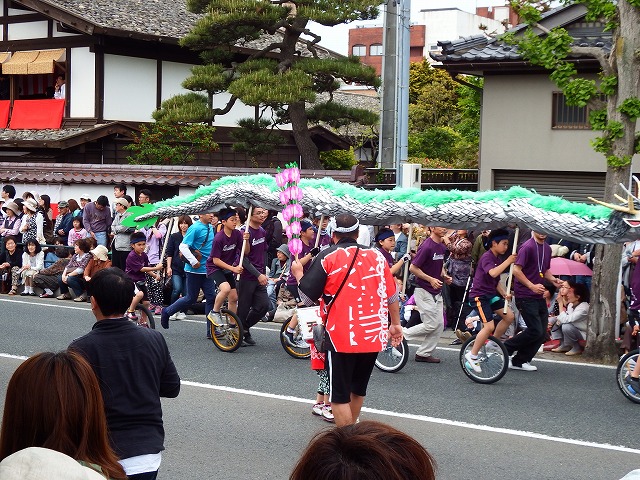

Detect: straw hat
[23, 198, 38, 212]
[89, 245, 109, 261]
[113, 197, 130, 208]
[1, 200, 20, 215]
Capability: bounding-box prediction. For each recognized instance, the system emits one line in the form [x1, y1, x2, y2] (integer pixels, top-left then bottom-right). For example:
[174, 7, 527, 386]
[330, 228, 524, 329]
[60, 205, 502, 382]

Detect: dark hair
[334, 214, 359, 240]
[24, 239, 42, 254]
[96, 195, 109, 207]
[566, 278, 590, 303]
[40, 194, 51, 212]
[375, 227, 394, 245]
[235, 206, 247, 224]
[0, 351, 127, 479]
[74, 238, 91, 253]
[488, 228, 509, 245]
[87, 268, 135, 317]
[72, 215, 84, 228]
[22, 191, 35, 201]
[139, 189, 152, 200]
[2, 185, 15, 198]
[67, 199, 80, 212]
[290, 420, 437, 480]
[3, 235, 17, 247]
[114, 183, 127, 194]
[124, 194, 134, 207]
[177, 215, 193, 228]
[219, 207, 237, 221]
[542, 279, 557, 297]
[57, 73, 65, 80]
[55, 245, 70, 258]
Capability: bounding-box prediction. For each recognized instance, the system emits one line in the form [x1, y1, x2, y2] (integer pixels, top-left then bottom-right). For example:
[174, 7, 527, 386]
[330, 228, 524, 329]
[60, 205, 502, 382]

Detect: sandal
[8, 288, 17, 295]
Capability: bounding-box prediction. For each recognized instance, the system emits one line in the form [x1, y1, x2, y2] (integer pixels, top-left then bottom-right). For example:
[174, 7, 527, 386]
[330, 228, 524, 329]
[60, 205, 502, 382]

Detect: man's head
[532, 231, 548, 244]
[138, 189, 152, 205]
[95, 195, 109, 210]
[79, 194, 91, 208]
[113, 184, 127, 198]
[331, 214, 359, 241]
[487, 228, 510, 255]
[198, 212, 214, 224]
[1, 184, 15, 200]
[430, 226, 448, 240]
[219, 208, 239, 230]
[250, 207, 268, 226]
[88, 268, 135, 318]
[57, 200, 69, 216]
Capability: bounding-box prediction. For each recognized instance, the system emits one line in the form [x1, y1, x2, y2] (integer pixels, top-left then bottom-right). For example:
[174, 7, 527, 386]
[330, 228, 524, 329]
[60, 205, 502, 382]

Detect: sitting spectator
[267, 243, 290, 312]
[0, 236, 22, 295]
[57, 238, 91, 301]
[19, 239, 44, 296]
[290, 420, 436, 480]
[43, 237, 66, 268]
[0, 351, 126, 479]
[34, 245, 70, 298]
[20, 198, 45, 245]
[67, 215, 88, 247]
[52, 200, 73, 245]
[550, 279, 590, 356]
[83, 245, 112, 285]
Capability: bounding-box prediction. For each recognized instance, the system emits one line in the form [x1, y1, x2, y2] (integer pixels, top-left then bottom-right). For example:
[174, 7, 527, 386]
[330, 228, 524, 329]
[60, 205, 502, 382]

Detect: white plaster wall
[70, 47, 95, 118]
[161, 61, 192, 101]
[212, 92, 291, 129]
[478, 74, 640, 190]
[8, 21, 48, 40]
[103, 55, 157, 122]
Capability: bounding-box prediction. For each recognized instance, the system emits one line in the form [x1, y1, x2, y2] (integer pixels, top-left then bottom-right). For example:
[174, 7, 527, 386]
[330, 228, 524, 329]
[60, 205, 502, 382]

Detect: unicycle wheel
[459, 335, 508, 384]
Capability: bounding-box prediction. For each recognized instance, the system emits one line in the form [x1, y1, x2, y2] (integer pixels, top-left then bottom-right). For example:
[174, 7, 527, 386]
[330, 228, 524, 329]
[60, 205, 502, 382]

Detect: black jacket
[69, 318, 180, 459]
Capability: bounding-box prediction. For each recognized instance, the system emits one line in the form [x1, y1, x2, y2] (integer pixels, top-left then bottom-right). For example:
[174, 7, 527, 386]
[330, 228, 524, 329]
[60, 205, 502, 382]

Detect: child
[205, 208, 247, 329]
[67, 216, 88, 247]
[124, 232, 163, 321]
[19, 239, 44, 296]
[310, 343, 333, 423]
[464, 228, 516, 373]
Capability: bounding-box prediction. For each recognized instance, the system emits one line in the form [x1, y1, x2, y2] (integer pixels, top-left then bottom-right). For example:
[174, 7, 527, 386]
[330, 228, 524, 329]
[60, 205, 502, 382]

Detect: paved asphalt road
[0, 296, 638, 479]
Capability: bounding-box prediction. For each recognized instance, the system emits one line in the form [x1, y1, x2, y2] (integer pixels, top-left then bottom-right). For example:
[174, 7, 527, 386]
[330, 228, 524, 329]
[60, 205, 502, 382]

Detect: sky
[308, 1, 509, 55]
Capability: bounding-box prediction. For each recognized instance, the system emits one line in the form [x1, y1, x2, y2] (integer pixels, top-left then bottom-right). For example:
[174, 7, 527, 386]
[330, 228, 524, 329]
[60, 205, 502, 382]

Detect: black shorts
[470, 295, 505, 324]
[135, 281, 149, 302]
[286, 284, 301, 303]
[327, 350, 378, 404]
[209, 269, 236, 290]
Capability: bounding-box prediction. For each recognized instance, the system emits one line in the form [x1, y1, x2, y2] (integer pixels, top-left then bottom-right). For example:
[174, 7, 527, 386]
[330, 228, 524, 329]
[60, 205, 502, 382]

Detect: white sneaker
[175, 312, 186, 320]
[391, 347, 403, 359]
[312, 403, 324, 416]
[207, 311, 222, 326]
[321, 405, 334, 423]
[464, 352, 482, 373]
[169, 312, 178, 320]
[509, 359, 537, 371]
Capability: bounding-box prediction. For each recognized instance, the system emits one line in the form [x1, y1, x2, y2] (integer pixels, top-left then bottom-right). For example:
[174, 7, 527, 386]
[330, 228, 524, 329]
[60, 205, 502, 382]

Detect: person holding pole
[463, 229, 516, 373]
[506, 230, 563, 371]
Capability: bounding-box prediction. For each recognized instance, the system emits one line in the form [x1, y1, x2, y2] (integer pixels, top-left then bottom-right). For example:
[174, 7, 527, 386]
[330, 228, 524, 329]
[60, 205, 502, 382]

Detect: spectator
[290, 421, 436, 480]
[19, 239, 44, 296]
[111, 183, 127, 218]
[0, 201, 21, 257]
[57, 238, 91, 301]
[79, 194, 91, 213]
[266, 243, 290, 313]
[38, 194, 54, 243]
[390, 223, 408, 258]
[83, 195, 112, 247]
[34, 244, 70, 298]
[1, 184, 15, 204]
[0, 351, 126, 479]
[443, 229, 473, 330]
[83, 245, 112, 285]
[262, 209, 283, 266]
[0, 236, 22, 295]
[67, 198, 81, 217]
[67, 215, 88, 247]
[52, 200, 73, 245]
[550, 279, 590, 355]
[110, 197, 134, 271]
[21, 191, 35, 201]
[69, 268, 181, 480]
[137, 189, 152, 206]
[139, 219, 167, 315]
[165, 215, 192, 321]
[53, 74, 65, 99]
[19, 198, 44, 244]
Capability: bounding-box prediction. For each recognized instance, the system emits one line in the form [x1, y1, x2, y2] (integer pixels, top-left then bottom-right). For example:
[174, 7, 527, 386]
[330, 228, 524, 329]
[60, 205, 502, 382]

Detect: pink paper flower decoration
[288, 237, 303, 256]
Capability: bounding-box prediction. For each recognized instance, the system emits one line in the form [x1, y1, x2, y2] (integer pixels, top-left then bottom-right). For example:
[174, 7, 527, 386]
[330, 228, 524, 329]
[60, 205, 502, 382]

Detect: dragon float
[123, 173, 640, 245]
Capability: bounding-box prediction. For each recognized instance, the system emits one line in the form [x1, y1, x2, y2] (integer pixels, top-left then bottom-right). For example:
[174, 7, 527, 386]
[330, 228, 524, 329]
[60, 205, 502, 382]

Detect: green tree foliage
[319, 147, 357, 170]
[125, 123, 218, 165]
[156, 0, 381, 169]
[408, 60, 481, 168]
[507, 0, 640, 362]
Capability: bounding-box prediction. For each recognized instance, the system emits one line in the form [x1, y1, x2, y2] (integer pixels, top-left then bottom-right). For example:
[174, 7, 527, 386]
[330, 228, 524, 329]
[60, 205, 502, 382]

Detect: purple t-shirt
[206, 228, 244, 276]
[318, 231, 332, 250]
[378, 247, 395, 268]
[241, 225, 267, 281]
[513, 237, 551, 299]
[631, 260, 640, 310]
[413, 237, 447, 294]
[469, 250, 501, 298]
[286, 240, 313, 286]
[125, 250, 149, 283]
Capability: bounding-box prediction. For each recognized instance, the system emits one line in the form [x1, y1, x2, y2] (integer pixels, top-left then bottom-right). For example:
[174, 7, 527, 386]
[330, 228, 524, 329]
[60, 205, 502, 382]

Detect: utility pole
[379, 0, 412, 187]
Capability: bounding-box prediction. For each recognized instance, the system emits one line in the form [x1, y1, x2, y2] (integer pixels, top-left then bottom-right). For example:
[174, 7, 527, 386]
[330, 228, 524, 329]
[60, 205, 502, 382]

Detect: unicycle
[460, 335, 509, 384]
[617, 349, 640, 404]
[134, 303, 155, 329]
[209, 308, 243, 353]
[280, 315, 311, 359]
[375, 338, 409, 373]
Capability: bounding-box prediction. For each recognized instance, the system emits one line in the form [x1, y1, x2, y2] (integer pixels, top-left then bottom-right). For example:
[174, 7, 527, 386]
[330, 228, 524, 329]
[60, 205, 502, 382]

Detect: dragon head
[588, 176, 640, 228]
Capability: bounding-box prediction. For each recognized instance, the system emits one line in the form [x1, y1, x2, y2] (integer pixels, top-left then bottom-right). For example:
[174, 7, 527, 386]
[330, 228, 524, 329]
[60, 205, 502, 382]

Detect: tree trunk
[289, 100, 322, 169]
[585, 1, 639, 363]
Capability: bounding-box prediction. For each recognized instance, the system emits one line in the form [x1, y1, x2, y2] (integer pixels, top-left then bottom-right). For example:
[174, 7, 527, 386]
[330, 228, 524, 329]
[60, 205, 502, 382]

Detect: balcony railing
[361, 167, 478, 191]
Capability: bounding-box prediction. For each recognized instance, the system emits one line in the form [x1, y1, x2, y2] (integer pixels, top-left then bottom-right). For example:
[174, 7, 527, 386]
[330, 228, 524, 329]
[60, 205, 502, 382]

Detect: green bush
[319, 147, 357, 170]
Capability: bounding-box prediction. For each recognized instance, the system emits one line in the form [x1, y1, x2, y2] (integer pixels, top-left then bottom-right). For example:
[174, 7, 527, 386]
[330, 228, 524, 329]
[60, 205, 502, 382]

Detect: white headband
[328, 217, 360, 233]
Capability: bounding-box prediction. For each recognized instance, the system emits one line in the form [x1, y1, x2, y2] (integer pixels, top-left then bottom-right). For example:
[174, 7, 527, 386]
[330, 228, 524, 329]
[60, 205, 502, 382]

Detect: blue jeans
[164, 272, 215, 335]
[58, 274, 85, 297]
[170, 273, 187, 310]
[93, 231, 108, 247]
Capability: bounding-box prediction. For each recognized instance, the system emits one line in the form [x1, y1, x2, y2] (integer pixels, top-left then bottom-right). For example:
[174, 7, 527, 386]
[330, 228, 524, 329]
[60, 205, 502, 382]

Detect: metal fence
[362, 168, 478, 191]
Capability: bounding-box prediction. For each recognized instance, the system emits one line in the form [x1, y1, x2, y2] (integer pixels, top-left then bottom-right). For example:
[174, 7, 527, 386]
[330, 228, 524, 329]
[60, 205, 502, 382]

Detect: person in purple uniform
[206, 208, 248, 329]
[236, 207, 271, 346]
[403, 226, 452, 363]
[507, 230, 563, 371]
[374, 227, 411, 278]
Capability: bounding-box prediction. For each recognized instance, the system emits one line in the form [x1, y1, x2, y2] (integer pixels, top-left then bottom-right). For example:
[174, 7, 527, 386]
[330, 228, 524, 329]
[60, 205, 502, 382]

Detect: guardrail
[361, 167, 478, 191]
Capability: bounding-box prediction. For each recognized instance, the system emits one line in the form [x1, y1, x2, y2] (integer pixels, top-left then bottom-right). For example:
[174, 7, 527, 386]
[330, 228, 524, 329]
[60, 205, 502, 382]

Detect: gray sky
[309, 1, 508, 55]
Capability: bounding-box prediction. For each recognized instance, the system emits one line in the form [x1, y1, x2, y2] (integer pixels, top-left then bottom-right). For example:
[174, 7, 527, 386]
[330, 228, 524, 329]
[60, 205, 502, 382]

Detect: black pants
[237, 279, 270, 335]
[505, 297, 547, 366]
[111, 249, 129, 272]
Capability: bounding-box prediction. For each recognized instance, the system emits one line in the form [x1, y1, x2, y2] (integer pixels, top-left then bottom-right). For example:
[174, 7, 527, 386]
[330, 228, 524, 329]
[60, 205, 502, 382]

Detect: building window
[552, 92, 604, 130]
[352, 44, 366, 56]
[370, 44, 383, 56]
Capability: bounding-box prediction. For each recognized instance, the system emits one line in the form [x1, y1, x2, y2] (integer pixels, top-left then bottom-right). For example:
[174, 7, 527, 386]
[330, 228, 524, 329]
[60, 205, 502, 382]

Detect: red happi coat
[317, 244, 396, 353]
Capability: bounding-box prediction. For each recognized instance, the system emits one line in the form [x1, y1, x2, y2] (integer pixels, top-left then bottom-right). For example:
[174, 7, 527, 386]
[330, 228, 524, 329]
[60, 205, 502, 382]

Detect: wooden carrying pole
[158, 217, 175, 265]
[401, 223, 414, 297]
[503, 226, 519, 314]
[314, 214, 325, 248]
[236, 204, 253, 281]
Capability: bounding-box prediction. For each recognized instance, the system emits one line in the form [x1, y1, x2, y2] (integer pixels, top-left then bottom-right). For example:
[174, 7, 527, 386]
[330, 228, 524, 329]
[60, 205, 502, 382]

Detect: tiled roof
[31, 0, 338, 59]
[0, 162, 355, 188]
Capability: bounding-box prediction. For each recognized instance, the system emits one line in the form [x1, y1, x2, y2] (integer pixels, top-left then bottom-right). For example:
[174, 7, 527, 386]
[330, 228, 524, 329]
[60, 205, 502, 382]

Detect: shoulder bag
[312, 246, 360, 353]
[179, 224, 210, 262]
